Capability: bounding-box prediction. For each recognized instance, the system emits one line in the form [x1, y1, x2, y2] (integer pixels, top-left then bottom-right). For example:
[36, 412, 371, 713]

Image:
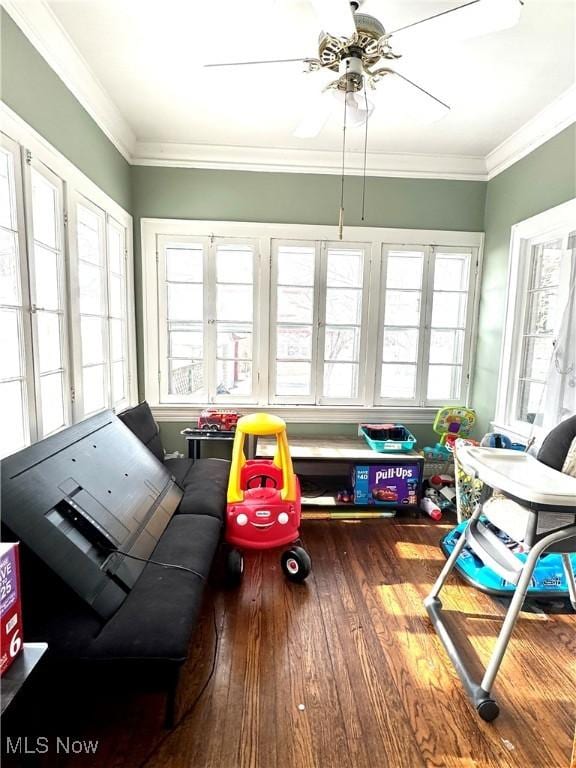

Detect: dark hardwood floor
[11, 519, 576, 767]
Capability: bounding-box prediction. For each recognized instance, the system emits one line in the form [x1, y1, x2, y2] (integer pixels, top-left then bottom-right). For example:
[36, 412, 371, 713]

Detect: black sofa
[1, 402, 230, 725]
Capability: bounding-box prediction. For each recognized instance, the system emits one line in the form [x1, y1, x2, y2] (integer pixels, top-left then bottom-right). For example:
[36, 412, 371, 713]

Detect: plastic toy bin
[359, 424, 416, 453]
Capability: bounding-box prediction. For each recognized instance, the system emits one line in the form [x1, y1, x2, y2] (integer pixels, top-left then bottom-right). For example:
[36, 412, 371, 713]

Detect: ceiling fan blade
[370, 71, 450, 123]
[293, 90, 335, 138]
[309, 0, 356, 39]
[389, 0, 522, 45]
[204, 57, 311, 68]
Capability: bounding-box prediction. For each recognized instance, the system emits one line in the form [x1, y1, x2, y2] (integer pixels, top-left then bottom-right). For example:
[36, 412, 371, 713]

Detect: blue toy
[442, 516, 576, 599]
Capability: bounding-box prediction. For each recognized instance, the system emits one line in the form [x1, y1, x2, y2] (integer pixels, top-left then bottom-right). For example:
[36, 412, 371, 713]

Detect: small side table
[180, 429, 256, 461]
[1, 642, 48, 715]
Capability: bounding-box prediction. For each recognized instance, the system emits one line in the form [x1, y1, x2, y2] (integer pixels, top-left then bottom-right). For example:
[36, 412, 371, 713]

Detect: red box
[0, 543, 23, 675]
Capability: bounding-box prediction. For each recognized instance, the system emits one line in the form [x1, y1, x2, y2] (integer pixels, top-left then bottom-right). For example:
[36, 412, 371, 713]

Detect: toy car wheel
[225, 548, 244, 588]
[281, 547, 311, 583]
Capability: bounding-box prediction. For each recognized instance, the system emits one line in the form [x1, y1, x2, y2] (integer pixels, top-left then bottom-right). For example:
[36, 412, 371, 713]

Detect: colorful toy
[225, 413, 311, 584]
[198, 409, 240, 432]
[424, 406, 476, 458]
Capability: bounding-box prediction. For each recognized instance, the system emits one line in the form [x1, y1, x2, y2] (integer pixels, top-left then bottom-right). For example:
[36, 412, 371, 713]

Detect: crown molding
[485, 85, 576, 180]
[2, 1, 574, 181]
[133, 141, 488, 180]
[0, 0, 136, 161]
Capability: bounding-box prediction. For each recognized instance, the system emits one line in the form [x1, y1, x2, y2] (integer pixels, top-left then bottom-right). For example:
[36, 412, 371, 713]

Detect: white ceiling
[44, 0, 576, 164]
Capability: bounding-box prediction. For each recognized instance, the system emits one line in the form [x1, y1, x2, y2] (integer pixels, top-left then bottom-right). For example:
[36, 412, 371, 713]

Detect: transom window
[144, 221, 481, 415]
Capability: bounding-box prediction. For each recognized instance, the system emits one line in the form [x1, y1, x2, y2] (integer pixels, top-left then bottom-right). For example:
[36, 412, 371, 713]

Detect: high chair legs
[425, 511, 576, 721]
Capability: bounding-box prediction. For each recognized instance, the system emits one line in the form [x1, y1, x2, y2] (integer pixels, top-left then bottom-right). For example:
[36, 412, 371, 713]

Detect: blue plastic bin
[359, 424, 417, 453]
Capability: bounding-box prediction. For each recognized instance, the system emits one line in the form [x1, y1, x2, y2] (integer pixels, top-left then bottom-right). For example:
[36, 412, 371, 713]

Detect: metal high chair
[425, 416, 576, 721]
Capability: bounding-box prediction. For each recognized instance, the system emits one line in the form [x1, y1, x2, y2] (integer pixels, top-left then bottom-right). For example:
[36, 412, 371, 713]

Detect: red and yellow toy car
[225, 413, 311, 584]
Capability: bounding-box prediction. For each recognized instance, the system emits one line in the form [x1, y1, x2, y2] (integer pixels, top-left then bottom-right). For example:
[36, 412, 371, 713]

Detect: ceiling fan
[205, 0, 524, 137]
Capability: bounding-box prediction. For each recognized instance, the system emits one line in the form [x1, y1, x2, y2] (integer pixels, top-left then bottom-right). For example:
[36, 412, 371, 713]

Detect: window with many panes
[145, 221, 480, 412]
[495, 199, 576, 436]
[157, 236, 258, 403]
[0, 125, 135, 459]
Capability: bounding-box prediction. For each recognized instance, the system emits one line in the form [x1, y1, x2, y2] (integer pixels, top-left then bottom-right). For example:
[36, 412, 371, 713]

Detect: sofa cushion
[117, 401, 164, 463]
[165, 458, 230, 522]
[87, 514, 222, 662]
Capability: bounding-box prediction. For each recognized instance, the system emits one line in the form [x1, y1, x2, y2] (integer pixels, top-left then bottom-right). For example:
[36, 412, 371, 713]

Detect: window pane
[0, 150, 14, 230]
[81, 316, 105, 365]
[381, 364, 416, 399]
[517, 380, 545, 424]
[384, 290, 421, 326]
[530, 241, 562, 289]
[110, 318, 125, 361]
[275, 361, 311, 396]
[277, 247, 315, 285]
[0, 308, 21, 378]
[108, 225, 123, 274]
[277, 286, 313, 324]
[112, 360, 125, 404]
[37, 311, 62, 373]
[277, 326, 312, 359]
[382, 327, 418, 363]
[525, 289, 558, 334]
[429, 329, 465, 364]
[83, 365, 106, 413]
[79, 261, 103, 315]
[327, 250, 363, 288]
[31, 170, 57, 249]
[216, 360, 251, 396]
[323, 362, 358, 398]
[217, 284, 252, 321]
[386, 253, 423, 289]
[166, 247, 203, 282]
[0, 230, 19, 305]
[216, 246, 252, 283]
[427, 365, 462, 400]
[522, 336, 552, 382]
[434, 253, 470, 291]
[35, 244, 60, 310]
[325, 326, 360, 362]
[169, 359, 204, 396]
[431, 291, 467, 328]
[170, 328, 203, 358]
[217, 326, 251, 360]
[0, 381, 26, 457]
[325, 288, 361, 325]
[109, 274, 124, 317]
[77, 205, 102, 265]
[40, 372, 65, 435]
[167, 283, 203, 321]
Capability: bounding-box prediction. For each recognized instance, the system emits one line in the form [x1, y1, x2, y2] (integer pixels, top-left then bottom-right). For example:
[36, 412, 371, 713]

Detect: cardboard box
[1, 543, 23, 675]
[352, 463, 421, 507]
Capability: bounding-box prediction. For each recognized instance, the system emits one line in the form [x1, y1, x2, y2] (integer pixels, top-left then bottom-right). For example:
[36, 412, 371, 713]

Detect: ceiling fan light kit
[205, 0, 523, 237]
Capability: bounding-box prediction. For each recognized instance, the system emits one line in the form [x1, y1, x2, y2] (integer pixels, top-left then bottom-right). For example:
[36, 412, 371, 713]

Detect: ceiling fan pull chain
[339, 60, 349, 241]
[361, 84, 369, 222]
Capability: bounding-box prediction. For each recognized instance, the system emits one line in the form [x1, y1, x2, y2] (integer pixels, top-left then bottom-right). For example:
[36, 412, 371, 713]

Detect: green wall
[472, 124, 576, 434]
[0, 9, 132, 211]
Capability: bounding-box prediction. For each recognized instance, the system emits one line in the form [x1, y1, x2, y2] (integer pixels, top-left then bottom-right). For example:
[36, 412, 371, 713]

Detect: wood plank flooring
[14, 519, 576, 768]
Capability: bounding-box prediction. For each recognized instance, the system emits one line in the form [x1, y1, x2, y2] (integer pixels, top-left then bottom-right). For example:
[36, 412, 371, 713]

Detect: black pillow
[117, 401, 165, 463]
[537, 415, 576, 472]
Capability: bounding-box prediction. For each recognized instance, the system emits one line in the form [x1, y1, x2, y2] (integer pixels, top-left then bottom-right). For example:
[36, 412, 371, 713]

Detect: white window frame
[494, 197, 576, 440]
[0, 103, 137, 456]
[143, 218, 483, 423]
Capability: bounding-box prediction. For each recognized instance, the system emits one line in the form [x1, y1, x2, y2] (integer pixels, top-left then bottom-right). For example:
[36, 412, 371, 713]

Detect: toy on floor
[225, 413, 311, 585]
[424, 406, 477, 459]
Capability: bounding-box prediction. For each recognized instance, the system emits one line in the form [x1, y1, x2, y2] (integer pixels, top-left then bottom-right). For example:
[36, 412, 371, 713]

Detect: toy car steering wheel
[246, 474, 278, 489]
